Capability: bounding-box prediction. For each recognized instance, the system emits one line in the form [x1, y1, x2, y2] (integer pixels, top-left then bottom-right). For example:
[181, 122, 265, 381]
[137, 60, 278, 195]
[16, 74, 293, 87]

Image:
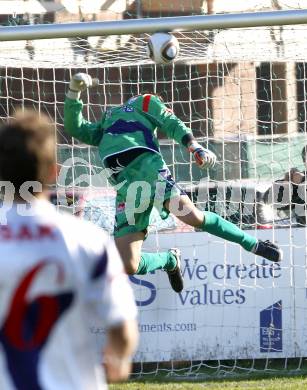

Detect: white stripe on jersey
[0, 199, 137, 390]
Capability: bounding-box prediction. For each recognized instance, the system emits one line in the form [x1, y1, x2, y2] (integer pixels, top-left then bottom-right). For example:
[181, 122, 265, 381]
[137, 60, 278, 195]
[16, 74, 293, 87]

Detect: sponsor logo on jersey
[122, 105, 134, 112]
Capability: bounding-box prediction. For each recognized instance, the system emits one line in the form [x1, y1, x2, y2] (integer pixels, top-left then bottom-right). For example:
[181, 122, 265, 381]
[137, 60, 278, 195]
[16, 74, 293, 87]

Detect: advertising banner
[130, 228, 305, 361]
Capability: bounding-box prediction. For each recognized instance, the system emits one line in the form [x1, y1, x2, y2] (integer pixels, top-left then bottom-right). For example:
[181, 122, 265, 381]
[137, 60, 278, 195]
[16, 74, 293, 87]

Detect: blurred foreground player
[0, 111, 138, 389]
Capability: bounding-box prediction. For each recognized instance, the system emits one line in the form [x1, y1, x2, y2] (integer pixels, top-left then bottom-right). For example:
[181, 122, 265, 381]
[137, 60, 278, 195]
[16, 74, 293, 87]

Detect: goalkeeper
[64, 73, 282, 294]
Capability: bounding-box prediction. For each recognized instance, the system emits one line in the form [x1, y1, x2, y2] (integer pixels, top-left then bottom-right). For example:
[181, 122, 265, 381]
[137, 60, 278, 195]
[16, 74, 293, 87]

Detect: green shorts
[113, 151, 184, 238]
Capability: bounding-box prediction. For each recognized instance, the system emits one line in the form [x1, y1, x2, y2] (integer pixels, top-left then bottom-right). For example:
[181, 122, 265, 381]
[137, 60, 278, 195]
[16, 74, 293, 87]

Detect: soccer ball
[147, 32, 179, 64]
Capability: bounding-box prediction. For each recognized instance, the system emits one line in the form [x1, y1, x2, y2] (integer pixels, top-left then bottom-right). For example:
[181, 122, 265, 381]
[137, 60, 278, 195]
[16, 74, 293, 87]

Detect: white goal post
[1, 9, 307, 379]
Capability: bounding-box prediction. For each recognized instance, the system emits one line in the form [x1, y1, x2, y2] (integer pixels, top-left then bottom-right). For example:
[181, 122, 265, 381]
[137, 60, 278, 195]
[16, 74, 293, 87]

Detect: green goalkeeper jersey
[64, 94, 192, 167]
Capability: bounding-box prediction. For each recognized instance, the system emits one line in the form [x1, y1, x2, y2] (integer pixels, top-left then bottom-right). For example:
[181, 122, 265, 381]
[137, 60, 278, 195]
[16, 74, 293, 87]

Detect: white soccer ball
[147, 32, 179, 64]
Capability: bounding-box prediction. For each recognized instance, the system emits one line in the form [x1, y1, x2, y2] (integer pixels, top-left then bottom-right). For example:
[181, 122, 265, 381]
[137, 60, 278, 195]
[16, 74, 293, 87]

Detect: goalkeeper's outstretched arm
[64, 73, 103, 146]
[137, 94, 216, 169]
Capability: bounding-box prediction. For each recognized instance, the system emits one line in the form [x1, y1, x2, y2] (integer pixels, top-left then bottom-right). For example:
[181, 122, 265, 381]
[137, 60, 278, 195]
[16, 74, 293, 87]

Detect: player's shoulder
[53, 212, 109, 255]
[127, 93, 164, 111]
[55, 212, 106, 239]
[56, 212, 104, 234]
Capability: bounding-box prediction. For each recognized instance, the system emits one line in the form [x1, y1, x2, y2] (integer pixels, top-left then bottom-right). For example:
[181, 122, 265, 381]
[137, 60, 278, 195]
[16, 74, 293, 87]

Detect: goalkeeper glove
[66, 73, 99, 100]
[188, 141, 216, 169]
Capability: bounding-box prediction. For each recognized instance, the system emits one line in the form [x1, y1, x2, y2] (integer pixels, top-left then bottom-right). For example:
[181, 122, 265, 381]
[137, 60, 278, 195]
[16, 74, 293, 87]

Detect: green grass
[110, 376, 307, 389]
[109, 359, 307, 389]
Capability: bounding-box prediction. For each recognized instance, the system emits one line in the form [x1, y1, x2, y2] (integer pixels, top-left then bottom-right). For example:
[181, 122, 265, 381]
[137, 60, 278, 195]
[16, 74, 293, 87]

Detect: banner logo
[260, 300, 282, 352]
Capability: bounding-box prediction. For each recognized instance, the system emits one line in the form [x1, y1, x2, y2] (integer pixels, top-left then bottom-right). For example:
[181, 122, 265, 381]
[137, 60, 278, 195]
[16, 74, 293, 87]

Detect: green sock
[136, 252, 177, 275]
[202, 211, 257, 252]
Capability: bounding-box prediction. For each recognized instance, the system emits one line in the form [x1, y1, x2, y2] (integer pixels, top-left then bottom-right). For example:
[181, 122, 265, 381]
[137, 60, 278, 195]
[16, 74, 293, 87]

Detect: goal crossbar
[1, 9, 307, 41]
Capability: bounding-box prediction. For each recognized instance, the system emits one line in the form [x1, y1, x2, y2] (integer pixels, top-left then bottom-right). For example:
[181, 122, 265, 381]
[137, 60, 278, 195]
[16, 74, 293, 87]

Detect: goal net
[1, 11, 307, 379]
